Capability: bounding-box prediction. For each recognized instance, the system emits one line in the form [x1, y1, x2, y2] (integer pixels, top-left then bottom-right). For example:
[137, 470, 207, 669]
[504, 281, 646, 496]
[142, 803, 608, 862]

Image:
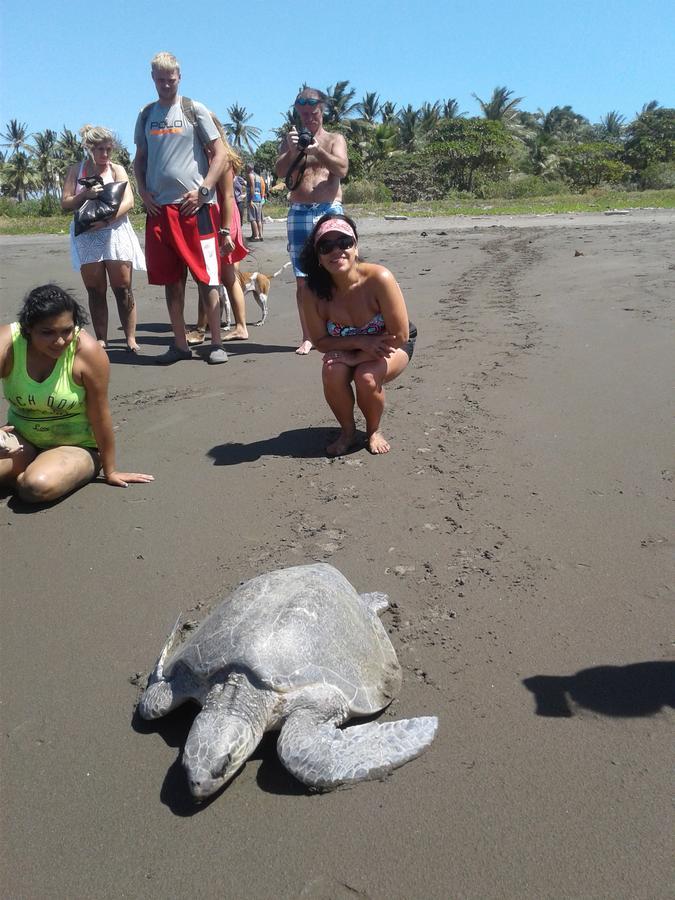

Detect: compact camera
[297, 128, 313, 150]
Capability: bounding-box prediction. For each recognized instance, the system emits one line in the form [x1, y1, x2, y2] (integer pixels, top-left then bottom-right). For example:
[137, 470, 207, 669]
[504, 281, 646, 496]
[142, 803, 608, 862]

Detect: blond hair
[151, 51, 180, 73]
[79, 124, 116, 152]
[210, 113, 244, 174]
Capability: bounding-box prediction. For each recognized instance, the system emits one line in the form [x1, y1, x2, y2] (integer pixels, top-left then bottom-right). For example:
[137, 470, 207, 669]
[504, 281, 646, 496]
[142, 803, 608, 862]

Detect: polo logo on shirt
[150, 118, 186, 136]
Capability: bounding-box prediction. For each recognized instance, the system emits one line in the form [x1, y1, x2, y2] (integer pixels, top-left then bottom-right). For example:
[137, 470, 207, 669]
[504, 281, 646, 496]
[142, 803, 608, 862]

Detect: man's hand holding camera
[287, 127, 316, 155]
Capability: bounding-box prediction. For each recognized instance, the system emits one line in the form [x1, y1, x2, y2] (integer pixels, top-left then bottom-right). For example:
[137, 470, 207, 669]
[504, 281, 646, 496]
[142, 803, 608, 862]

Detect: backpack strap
[181, 96, 211, 149]
[138, 97, 211, 149]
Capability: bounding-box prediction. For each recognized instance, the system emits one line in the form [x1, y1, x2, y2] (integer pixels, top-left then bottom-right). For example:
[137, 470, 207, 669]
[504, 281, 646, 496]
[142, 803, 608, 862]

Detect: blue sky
[1, 0, 673, 154]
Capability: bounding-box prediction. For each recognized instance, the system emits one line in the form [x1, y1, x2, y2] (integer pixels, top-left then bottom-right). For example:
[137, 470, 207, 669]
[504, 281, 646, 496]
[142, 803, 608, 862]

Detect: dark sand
[1, 210, 673, 899]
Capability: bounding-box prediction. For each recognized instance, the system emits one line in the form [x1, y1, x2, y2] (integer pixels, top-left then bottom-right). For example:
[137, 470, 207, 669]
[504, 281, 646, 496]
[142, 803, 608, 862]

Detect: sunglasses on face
[316, 235, 355, 255]
[295, 97, 322, 107]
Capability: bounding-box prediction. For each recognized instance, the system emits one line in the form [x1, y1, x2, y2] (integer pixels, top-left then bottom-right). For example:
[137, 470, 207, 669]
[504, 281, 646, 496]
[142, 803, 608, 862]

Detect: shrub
[475, 175, 570, 199]
[375, 153, 445, 202]
[342, 179, 392, 204]
[559, 142, 632, 190]
[638, 162, 675, 189]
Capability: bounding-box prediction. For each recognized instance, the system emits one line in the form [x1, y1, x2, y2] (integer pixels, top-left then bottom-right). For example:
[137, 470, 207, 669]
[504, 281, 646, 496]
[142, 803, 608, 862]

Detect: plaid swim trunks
[287, 201, 344, 277]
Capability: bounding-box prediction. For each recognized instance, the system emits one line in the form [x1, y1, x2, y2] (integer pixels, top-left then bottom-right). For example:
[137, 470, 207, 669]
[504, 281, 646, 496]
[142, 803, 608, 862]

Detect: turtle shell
[166, 563, 401, 715]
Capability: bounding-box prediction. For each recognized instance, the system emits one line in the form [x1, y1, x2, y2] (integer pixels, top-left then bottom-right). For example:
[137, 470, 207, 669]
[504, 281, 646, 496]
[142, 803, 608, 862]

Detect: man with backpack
[134, 52, 228, 364]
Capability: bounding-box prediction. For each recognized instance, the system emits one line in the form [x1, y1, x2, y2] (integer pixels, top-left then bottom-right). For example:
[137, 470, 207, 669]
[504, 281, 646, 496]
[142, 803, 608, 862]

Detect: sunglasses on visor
[295, 97, 322, 107]
[316, 235, 355, 255]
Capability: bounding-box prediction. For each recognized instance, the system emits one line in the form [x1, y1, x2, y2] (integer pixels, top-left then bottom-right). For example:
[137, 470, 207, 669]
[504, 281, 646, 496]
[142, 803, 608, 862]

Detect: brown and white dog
[220, 262, 291, 328]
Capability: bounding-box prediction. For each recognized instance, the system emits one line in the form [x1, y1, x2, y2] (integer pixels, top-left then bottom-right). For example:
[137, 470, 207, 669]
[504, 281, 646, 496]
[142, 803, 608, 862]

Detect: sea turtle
[139, 563, 438, 798]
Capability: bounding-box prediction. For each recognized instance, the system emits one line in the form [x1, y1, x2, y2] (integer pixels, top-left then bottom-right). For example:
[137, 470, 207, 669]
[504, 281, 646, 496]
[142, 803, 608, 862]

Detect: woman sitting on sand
[300, 214, 416, 456]
[0, 284, 154, 503]
[61, 125, 145, 353]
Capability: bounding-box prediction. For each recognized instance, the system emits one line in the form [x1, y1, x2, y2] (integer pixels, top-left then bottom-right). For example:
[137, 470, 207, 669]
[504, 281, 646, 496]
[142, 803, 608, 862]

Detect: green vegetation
[2, 87, 674, 235]
[2, 190, 673, 236]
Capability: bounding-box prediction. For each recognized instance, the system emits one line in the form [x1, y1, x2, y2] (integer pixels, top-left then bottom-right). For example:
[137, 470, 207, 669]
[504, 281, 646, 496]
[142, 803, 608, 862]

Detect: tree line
[2, 84, 673, 212]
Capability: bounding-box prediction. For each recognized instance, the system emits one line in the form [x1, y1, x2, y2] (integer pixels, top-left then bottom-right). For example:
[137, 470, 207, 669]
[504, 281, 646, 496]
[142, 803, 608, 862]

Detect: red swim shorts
[145, 204, 221, 286]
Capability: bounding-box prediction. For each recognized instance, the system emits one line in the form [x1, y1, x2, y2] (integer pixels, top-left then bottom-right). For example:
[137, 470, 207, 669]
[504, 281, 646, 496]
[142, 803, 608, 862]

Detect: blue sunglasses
[295, 97, 322, 107]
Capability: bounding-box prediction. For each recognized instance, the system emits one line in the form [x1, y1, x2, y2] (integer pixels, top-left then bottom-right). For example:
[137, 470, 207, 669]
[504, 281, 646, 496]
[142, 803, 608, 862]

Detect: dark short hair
[18, 284, 88, 338]
[298, 213, 359, 301]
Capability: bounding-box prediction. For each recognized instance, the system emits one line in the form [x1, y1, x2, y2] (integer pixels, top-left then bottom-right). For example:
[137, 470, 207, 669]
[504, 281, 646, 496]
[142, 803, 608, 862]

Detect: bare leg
[14, 446, 100, 503]
[249, 206, 260, 240]
[0, 435, 38, 485]
[322, 359, 358, 456]
[81, 262, 108, 346]
[165, 279, 189, 351]
[295, 277, 313, 355]
[199, 283, 226, 364]
[195, 295, 207, 332]
[107, 261, 138, 351]
[353, 350, 410, 455]
[221, 264, 248, 340]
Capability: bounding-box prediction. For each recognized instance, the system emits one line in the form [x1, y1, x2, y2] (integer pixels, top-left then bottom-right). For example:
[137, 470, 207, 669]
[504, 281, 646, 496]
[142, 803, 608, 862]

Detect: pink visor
[314, 218, 356, 245]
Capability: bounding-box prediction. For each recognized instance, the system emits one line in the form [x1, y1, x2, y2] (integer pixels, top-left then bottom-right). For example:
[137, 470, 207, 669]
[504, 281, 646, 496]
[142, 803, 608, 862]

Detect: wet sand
[1, 210, 673, 899]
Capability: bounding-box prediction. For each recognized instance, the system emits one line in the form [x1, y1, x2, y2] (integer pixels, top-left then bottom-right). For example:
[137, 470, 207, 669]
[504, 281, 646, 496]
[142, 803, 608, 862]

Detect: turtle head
[183, 709, 255, 800]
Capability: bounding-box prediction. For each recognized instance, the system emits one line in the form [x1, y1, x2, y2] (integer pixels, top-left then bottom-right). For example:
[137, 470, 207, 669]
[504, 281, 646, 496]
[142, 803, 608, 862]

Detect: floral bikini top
[326, 312, 385, 337]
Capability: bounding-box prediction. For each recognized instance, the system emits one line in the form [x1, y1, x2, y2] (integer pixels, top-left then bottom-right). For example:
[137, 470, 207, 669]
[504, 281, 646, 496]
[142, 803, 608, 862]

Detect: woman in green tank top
[0, 284, 153, 503]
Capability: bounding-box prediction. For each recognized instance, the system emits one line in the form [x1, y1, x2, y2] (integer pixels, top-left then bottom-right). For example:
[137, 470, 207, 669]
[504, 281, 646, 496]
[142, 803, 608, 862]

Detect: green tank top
[2, 322, 96, 449]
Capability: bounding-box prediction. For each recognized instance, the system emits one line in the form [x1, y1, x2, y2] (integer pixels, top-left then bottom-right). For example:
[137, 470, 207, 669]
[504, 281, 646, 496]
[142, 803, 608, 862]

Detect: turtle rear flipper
[278, 701, 438, 791]
[138, 616, 184, 719]
[359, 591, 390, 615]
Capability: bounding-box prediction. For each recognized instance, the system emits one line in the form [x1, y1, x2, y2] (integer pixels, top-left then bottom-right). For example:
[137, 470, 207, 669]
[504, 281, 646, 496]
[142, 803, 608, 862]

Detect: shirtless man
[275, 88, 348, 354]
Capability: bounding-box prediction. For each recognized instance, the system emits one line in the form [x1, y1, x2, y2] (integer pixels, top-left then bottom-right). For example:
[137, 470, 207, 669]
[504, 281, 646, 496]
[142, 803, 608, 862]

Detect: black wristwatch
[198, 185, 210, 199]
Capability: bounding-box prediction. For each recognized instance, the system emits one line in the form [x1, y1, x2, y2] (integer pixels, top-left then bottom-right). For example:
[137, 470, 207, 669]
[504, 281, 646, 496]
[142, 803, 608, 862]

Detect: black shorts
[402, 322, 417, 360]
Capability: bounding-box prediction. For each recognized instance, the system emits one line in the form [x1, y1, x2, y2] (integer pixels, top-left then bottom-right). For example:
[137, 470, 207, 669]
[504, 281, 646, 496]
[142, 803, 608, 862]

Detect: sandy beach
[1, 209, 673, 900]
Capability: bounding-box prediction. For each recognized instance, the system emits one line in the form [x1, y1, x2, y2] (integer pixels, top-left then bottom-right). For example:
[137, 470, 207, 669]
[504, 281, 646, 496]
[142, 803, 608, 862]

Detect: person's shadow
[208, 427, 343, 465]
[522, 661, 674, 718]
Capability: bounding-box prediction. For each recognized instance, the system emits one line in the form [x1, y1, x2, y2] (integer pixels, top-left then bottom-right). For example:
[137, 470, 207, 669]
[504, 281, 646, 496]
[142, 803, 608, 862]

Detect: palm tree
[537, 105, 590, 140]
[323, 80, 358, 127]
[366, 123, 399, 168]
[31, 129, 61, 198]
[418, 101, 441, 135]
[396, 105, 420, 151]
[441, 99, 463, 119]
[224, 103, 262, 153]
[57, 128, 82, 166]
[598, 110, 626, 140]
[2, 119, 30, 156]
[473, 86, 523, 122]
[274, 109, 298, 141]
[355, 92, 381, 124]
[3, 151, 36, 201]
[637, 100, 660, 116]
[380, 101, 397, 125]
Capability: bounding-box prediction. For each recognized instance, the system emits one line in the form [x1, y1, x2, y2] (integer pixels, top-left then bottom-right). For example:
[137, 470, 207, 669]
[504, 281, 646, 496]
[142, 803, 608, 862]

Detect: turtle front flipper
[138, 616, 184, 719]
[277, 690, 438, 790]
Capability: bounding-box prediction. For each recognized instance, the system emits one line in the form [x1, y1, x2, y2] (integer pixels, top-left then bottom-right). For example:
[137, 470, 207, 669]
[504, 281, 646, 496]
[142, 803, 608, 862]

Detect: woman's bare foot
[326, 428, 358, 457]
[126, 340, 140, 353]
[296, 339, 313, 355]
[222, 327, 249, 341]
[367, 430, 391, 454]
[97, 339, 107, 349]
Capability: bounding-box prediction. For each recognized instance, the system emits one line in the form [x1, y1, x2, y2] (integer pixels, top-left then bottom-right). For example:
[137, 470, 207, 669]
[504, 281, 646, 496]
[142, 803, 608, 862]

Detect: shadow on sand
[131, 706, 307, 816]
[207, 427, 355, 465]
[523, 660, 674, 718]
